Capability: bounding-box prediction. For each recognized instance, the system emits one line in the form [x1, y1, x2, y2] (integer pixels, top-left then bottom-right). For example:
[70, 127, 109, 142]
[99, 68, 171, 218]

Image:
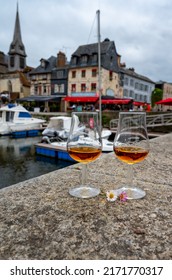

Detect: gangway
[110, 113, 172, 131]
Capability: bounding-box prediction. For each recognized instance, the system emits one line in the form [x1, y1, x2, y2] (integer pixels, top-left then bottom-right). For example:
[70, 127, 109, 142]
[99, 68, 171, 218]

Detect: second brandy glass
[113, 112, 149, 199]
[67, 112, 102, 198]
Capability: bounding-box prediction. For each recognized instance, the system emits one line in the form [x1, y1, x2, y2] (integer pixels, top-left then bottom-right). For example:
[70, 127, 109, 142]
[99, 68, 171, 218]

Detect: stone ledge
[0, 134, 172, 259]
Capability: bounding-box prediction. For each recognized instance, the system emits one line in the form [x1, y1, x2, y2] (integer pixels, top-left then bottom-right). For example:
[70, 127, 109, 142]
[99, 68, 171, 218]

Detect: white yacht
[0, 104, 45, 136]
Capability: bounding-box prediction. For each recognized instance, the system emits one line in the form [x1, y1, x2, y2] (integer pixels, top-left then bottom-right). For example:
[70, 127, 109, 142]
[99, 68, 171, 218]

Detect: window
[144, 95, 147, 102]
[135, 82, 138, 89]
[56, 71, 63, 79]
[42, 74, 47, 80]
[71, 84, 76, 92]
[6, 112, 15, 122]
[130, 79, 134, 86]
[34, 85, 38, 94]
[81, 83, 86, 91]
[81, 70, 86, 78]
[91, 83, 96, 91]
[31, 75, 36, 81]
[124, 77, 128, 85]
[72, 71, 76, 78]
[20, 57, 25, 69]
[123, 89, 128, 97]
[71, 56, 77, 65]
[81, 55, 88, 64]
[92, 69, 97, 77]
[43, 85, 47, 94]
[129, 90, 134, 98]
[109, 71, 113, 81]
[92, 54, 97, 63]
[54, 84, 64, 93]
[41, 59, 45, 68]
[10, 56, 15, 67]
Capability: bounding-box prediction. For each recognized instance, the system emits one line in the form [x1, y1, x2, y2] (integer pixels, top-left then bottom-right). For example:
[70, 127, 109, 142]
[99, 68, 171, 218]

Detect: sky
[0, 0, 172, 83]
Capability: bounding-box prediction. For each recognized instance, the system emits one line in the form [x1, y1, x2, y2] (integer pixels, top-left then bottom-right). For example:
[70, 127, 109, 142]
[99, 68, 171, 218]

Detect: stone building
[8, 4, 27, 72]
[65, 39, 122, 108]
[0, 52, 8, 74]
[0, 4, 30, 102]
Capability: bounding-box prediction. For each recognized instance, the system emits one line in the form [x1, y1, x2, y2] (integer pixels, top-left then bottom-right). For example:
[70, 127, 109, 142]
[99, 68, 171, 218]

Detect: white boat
[41, 134, 113, 152]
[42, 116, 72, 139]
[42, 115, 87, 139]
[0, 104, 45, 135]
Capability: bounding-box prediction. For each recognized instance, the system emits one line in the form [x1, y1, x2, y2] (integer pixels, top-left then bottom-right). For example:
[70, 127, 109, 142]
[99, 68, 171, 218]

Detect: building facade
[66, 39, 122, 109]
[120, 67, 155, 104]
[156, 81, 172, 99]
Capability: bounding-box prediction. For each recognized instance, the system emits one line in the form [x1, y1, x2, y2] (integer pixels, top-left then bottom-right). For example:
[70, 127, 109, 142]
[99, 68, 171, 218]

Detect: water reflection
[0, 136, 74, 189]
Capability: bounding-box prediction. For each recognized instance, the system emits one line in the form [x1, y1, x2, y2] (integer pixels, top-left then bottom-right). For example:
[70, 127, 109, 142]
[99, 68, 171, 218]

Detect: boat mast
[97, 9, 102, 131]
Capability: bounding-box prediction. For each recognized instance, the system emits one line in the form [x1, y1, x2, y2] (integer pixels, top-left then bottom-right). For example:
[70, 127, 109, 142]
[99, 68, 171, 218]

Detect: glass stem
[81, 164, 87, 186]
[128, 164, 133, 187]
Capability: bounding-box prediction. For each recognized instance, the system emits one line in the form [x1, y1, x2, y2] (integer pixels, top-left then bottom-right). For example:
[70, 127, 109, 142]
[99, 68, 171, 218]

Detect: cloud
[0, 0, 172, 82]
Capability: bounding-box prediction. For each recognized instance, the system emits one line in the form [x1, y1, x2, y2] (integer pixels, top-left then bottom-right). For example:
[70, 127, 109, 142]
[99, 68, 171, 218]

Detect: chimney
[57, 51, 66, 67]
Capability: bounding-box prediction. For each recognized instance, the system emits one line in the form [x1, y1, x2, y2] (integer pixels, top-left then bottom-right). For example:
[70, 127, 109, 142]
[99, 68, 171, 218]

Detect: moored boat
[0, 104, 45, 136]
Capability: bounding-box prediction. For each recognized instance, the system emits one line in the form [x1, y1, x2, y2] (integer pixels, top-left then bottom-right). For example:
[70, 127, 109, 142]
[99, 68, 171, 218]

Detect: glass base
[114, 186, 146, 200]
[69, 185, 100, 198]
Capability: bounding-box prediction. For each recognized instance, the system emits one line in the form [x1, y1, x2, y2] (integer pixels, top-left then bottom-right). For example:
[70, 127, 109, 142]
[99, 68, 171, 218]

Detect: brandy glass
[113, 112, 149, 199]
[67, 112, 102, 198]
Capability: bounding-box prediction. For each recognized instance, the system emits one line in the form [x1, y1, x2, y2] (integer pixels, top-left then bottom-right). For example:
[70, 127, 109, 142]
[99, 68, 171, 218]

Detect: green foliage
[151, 88, 163, 107]
[102, 114, 111, 127]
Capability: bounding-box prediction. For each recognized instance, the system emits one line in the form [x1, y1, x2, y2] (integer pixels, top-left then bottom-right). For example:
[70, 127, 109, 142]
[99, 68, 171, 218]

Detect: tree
[151, 88, 163, 107]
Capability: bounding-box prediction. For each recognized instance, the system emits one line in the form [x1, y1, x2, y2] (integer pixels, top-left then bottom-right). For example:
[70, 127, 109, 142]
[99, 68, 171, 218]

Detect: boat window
[49, 119, 63, 130]
[19, 112, 32, 118]
[6, 112, 15, 122]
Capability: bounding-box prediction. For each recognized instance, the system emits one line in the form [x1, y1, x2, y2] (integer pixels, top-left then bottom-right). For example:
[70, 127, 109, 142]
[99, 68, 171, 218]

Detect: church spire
[8, 3, 27, 72]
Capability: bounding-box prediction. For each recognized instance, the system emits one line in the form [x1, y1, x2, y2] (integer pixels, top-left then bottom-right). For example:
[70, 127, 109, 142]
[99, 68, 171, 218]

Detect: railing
[110, 113, 172, 131]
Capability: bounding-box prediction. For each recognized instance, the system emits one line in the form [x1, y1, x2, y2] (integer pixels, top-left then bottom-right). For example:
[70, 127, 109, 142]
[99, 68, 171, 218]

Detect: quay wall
[0, 133, 172, 259]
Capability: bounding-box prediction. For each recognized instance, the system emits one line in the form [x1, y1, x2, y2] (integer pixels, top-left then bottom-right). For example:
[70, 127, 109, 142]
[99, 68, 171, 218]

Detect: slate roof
[29, 56, 56, 75]
[8, 6, 26, 57]
[120, 67, 155, 84]
[70, 39, 120, 72]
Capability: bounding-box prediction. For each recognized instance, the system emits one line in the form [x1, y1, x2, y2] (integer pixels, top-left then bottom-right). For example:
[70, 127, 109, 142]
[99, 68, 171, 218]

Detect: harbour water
[0, 136, 74, 190]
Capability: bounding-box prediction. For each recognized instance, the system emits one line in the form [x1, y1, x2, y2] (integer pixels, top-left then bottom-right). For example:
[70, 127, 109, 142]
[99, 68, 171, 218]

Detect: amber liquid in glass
[68, 146, 102, 163]
[114, 146, 149, 164]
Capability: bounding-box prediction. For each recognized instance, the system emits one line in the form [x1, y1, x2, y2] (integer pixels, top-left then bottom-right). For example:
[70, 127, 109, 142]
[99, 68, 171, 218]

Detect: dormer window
[81, 55, 88, 64]
[40, 59, 46, 68]
[71, 56, 77, 65]
[92, 54, 97, 63]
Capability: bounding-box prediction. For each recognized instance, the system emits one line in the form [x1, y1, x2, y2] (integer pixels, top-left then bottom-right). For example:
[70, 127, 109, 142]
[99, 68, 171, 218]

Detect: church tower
[8, 3, 27, 72]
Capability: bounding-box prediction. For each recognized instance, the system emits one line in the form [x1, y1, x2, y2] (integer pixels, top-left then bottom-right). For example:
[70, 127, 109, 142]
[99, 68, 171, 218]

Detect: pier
[0, 133, 171, 259]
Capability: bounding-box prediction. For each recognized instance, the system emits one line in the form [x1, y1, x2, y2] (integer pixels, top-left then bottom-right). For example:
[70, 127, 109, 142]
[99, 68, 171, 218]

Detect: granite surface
[0, 134, 172, 260]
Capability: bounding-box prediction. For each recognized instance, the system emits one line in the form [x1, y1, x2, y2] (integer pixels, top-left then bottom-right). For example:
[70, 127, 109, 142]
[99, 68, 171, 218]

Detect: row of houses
[0, 5, 172, 112]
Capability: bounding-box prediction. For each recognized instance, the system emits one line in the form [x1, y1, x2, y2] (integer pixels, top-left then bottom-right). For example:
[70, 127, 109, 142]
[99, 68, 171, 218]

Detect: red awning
[64, 96, 99, 103]
[133, 101, 146, 106]
[101, 99, 132, 105]
[155, 98, 172, 105]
